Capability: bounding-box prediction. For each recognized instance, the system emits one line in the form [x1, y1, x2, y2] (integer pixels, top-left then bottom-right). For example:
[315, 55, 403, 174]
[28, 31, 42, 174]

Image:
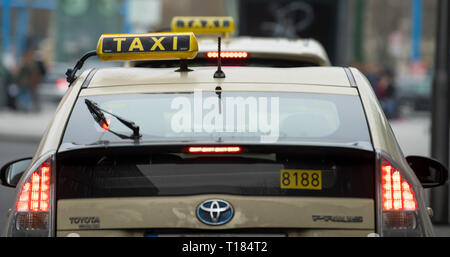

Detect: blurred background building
[0, 0, 437, 66]
[0, 0, 437, 109]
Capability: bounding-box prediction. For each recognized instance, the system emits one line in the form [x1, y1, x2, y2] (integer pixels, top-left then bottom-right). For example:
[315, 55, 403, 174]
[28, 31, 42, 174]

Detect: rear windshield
[62, 92, 371, 147]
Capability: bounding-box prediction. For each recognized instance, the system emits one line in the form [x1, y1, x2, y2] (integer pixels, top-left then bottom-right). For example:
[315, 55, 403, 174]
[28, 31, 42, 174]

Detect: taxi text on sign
[171, 16, 235, 34]
[96, 32, 198, 61]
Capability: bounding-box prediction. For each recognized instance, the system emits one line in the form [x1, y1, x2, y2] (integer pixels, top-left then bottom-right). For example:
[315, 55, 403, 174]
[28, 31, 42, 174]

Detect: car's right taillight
[378, 157, 427, 236]
[6, 154, 54, 237]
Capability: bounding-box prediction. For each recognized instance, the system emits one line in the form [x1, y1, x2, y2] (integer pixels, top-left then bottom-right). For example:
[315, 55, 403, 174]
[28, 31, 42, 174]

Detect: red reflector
[56, 77, 69, 90]
[188, 146, 241, 153]
[206, 51, 248, 59]
[101, 119, 111, 131]
[381, 160, 417, 211]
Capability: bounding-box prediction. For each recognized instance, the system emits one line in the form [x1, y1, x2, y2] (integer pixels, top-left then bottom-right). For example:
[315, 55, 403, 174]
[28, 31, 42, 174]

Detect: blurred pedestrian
[362, 62, 380, 92]
[1, 53, 19, 110]
[33, 52, 47, 111]
[16, 47, 45, 112]
[376, 69, 397, 119]
[0, 60, 8, 108]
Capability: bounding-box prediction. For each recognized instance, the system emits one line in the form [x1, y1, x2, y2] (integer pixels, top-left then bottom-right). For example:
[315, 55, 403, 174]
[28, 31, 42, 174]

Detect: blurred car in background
[396, 72, 432, 113]
[128, 16, 330, 68]
[130, 36, 330, 68]
[38, 62, 71, 103]
[38, 61, 122, 103]
[195, 36, 330, 66]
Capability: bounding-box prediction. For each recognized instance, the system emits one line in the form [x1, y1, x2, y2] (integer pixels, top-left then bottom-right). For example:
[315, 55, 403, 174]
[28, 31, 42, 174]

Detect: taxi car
[129, 16, 330, 69]
[1, 31, 447, 237]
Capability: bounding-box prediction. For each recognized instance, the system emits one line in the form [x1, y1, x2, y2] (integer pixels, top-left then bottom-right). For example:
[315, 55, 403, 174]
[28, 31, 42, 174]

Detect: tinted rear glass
[132, 58, 320, 68]
[62, 92, 371, 147]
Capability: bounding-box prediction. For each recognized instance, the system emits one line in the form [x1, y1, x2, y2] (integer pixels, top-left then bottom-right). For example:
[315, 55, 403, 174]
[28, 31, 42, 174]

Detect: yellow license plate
[280, 169, 322, 190]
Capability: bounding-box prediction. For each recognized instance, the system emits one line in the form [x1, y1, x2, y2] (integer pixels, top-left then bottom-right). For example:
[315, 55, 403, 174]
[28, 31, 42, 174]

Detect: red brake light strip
[206, 51, 248, 59]
[188, 146, 241, 153]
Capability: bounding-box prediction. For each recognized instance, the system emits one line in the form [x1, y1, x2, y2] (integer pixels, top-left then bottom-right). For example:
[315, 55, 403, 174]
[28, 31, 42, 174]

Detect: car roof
[126, 36, 331, 67]
[85, 66, 350, 88]
[196, 36, 330, 66]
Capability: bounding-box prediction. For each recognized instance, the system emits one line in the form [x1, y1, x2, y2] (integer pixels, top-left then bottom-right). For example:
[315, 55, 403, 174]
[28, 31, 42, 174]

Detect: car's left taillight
[6, 154, 54, 237]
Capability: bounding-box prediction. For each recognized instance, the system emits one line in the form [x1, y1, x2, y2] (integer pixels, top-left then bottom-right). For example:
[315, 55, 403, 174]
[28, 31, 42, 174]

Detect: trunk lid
[55, 145, 376, 236]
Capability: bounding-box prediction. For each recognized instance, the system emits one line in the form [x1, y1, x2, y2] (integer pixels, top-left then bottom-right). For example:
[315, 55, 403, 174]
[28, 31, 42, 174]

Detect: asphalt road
[389, 112, 431, 157]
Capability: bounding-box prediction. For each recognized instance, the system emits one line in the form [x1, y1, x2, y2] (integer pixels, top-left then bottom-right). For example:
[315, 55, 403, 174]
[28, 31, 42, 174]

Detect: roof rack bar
[175, 59, 193, 72]
[343, 67, 357, 87]
[66, 50, 97, 84]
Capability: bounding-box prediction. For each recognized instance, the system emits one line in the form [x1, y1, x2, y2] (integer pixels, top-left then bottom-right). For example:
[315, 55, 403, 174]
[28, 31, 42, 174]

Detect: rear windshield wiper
[85, 98, 141, 140]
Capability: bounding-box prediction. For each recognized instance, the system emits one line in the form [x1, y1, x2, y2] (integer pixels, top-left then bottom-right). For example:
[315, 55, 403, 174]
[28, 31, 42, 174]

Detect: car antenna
[213, 36, 225, 78]
[215, 85, 222, 114]
[214, 36, 225, 113]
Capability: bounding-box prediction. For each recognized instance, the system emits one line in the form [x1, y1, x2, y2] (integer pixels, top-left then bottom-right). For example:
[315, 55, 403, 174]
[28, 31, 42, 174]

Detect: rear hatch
[55, 89, 374, 236]
[55, 145, 375, 237]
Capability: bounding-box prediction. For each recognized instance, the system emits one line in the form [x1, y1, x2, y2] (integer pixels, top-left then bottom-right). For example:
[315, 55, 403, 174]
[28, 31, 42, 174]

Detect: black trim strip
[56, 68, 97, 153]
[344, 67, 357, 87]
[81, 68, 98, 88]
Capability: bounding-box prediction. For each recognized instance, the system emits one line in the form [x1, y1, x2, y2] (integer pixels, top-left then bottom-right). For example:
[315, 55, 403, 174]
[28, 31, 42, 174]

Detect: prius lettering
[312, 215, 363, 223]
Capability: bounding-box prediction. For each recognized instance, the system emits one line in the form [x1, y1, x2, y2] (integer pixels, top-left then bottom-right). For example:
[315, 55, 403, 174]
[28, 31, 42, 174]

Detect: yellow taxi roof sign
[96, 32, 198, 61]
[171, 16, 235, 34]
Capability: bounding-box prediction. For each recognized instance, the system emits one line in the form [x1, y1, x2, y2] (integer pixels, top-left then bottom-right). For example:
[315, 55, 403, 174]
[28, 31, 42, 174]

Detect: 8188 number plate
[280, 169, 322, 190]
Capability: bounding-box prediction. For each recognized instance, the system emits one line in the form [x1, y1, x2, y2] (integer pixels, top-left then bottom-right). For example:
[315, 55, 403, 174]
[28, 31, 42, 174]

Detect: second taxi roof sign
[171, 16, 235, 34]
